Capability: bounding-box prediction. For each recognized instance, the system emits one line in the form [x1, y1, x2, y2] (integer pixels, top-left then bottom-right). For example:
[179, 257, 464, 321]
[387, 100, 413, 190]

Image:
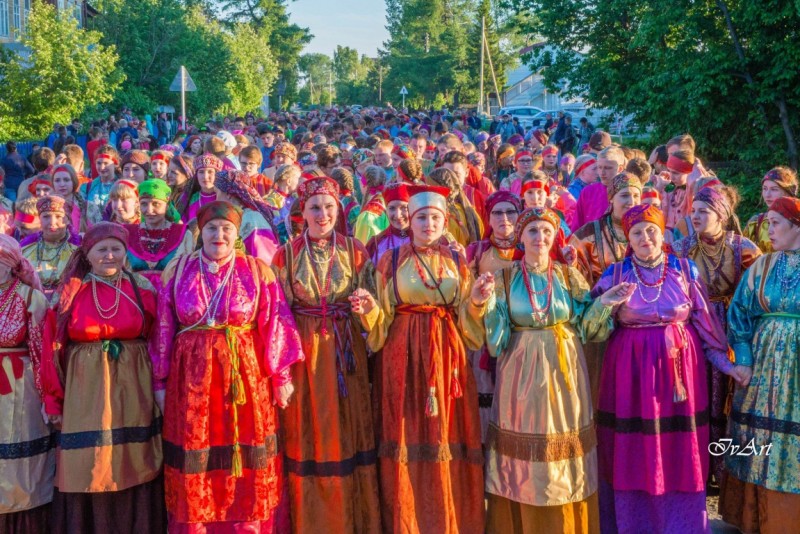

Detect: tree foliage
[504, 0, 800, 167]
[0, 0, 123, 139]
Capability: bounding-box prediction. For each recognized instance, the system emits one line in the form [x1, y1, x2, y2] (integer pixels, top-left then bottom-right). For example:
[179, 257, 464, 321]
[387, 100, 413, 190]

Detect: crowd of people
[0, 104, 798, 534]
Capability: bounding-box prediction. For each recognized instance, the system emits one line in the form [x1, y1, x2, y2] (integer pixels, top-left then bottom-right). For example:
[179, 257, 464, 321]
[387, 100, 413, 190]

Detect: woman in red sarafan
[155, 201, 304, 533]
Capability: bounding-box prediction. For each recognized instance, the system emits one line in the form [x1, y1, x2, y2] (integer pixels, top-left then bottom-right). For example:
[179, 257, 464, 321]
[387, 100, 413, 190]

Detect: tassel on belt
[180, 323, 255, 477]
[395, 304, 463, 418]
[292, 302, 356, 398]
[511, 322, 573, 392]
[622, 321, 689, 403]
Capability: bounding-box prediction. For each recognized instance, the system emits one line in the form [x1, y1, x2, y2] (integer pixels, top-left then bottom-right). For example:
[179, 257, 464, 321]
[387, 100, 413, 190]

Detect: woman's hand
[731, 365, 753, 388]
[275, 383, 295, 409]
[48, 414, 63, 429]
[561, 245, 577, 266]
[349, 288, 376, 315]
[470, 272, 495, 306]
[449, 241, 466, 257]
[600, 282, 636, 307]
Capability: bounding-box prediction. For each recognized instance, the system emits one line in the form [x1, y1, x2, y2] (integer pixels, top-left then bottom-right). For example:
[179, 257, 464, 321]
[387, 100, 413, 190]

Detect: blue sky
[286, 0, 389, 57]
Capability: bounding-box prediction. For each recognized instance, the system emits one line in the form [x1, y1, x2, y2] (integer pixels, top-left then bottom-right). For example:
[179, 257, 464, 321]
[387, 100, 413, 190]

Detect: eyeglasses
[517, 158, 533, 163]
[490, 210, 519, 218]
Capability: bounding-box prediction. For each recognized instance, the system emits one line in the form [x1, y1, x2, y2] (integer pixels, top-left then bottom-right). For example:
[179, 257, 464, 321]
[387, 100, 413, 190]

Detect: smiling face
[96, 158, 116, 181]
[167, 162, 188, 187]
[612, 187, 642, 221]
[410, 207, 445, 246]
[197, 168, 217, 192]
[514, 155, 534, 175]
[543, 153, 558, 168]
[767, 210, 800, 251]
[628, 221, 663, 261]
[150, 159, 168, 180]
[40, 211, 67, 242]
[520, 220, 555, 256]
[302, 194, 338, 238]
[111, 196, 138, 223]
[140, 198, 168, 228]
[87, 238, 127, 277]
[201, 219, 238, 260]
[489, 201, 519, 239]
[387, 200, 409, 231]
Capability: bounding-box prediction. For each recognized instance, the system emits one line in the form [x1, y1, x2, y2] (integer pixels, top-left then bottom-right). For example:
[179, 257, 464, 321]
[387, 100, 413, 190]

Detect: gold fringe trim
[486, 422, 596, 463]
[378, 441, 484, 465]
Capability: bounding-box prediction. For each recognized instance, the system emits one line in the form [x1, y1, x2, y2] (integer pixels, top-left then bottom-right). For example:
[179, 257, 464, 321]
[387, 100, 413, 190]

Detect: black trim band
[596, 410, 708, 434]
[0, 434, 56, 459]
[57, 416, 162, 450]
[731, 411, 800, 437]
[163, 435, 279, 474]
[284, 449, 377, 477]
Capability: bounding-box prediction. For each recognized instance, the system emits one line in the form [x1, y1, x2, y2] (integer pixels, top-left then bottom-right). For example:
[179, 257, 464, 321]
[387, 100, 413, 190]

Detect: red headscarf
[770, 196, 800, 227]
[622, 204, 665, 239]
[0, 234, 42, 292]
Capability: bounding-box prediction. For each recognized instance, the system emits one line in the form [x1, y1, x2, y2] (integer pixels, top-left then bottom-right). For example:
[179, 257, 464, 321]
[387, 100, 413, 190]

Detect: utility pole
[309, 77, 314, 105]
[378, 64, 383, 103]
[479, 16, 485, 115]
[484, 30, 503, 109]
[180, 66, 186, 131]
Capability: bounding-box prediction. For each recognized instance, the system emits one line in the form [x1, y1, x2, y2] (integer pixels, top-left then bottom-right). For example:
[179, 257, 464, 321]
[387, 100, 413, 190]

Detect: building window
[13, 0, 20, 31]
[0, 0, 9, 36]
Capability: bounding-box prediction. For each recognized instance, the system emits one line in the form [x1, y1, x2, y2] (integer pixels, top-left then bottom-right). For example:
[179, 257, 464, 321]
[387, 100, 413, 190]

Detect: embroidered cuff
[732, 342, 753, 367]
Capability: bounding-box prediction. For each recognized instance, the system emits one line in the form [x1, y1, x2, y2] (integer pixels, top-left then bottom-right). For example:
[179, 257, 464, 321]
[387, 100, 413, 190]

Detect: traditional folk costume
[465, 191, 521, 442]
[125, 180, 195, 293]
[569, 174, 641, 407]
[483, 208, 612, 534]
[592, 205, 734, 534]
[662, 155, 694, 233]
[215, 170, 281, 265]
[353, 189, 388, 246]
[720, 197, 800, 533]
[21, 196, 81, 302]
[574, 182, 609, 230]
[364, 186, 485, 534]
[0, 236, 55, 534]
[156, 202, 304, 532]
[43, 223, 165, 533]
[272, 178, 381, 534]
[365, 184, 410, 265]
[743, 169, 799, 255]
[672, 187, 761, 484]
[180, 154, 224, 223]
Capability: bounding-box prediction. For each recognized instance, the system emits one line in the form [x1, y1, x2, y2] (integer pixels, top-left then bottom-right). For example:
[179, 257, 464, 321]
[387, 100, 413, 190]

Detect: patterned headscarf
[467, 151, 486, 168]
[36, 194, 67, 215]
[352, 149, 374, 168]
[486, 191, 521, 214]
[0, 234, 42, 292]
[392, 144, 413, 160]
[297, 177, 340, 211]
[514, 207, 561, 240]
[197, 200, 243, 231]
[298, 152, 318, 167]
[770, 196, 800, 227]
[621, 204, 665, 239]
[762, 168, 799, 197]
[214, 170, 277, 232]
[272, 142, 298, 161]
[694, 186, 732, 224]
[120, 150, 151, 173]
[607, 172, 643, 201]
[194, 153, 224, 173]
[139, 179, 181, 222]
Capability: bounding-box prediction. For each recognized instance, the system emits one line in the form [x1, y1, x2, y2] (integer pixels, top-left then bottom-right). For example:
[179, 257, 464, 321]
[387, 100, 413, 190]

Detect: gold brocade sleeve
[363, 259, 394, 352]
[456, 260, 485, 351]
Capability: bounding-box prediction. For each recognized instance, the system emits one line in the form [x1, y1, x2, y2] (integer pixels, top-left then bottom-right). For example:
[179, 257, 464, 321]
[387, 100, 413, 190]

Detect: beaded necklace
[90, 272, 123, 319]
[696, 233, 726, 273]
[521, 260, 553, 324]
[305, 230, 336, 335]
[631, 253, 668, 304]
[36, 234, 69, 264]
[199, 251, 235, 327]
[411, 244, 445, 291]
[778, 250, 800, 308]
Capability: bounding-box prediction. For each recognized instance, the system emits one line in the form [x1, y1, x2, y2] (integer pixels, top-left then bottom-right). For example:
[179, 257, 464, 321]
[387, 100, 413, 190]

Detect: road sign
[400, 86, 408, 107]
[169, 66, 197, 92]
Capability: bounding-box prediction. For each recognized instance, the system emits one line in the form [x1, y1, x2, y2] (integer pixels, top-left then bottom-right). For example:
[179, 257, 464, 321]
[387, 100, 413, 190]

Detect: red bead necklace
[305, 230, 336, 335]
[411, 244, 444, 290]
[521, 260, 553, 323]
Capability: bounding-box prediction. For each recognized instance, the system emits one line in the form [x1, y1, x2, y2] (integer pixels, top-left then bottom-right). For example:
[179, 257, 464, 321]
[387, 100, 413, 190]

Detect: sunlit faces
[442, 162, 468, 187]
[302, 194, 338, 238]
[140, 198, 168, 228]
[668, 168, 688, 187]
[190, 138, 203, 154]
[691, 200, 723, 236]
[122, 163, 147, 183]
[260, 133, 275, 148]
[201, 219, 238, 260]
[520, 220, 555, 254]
[515, 156, 534, 175]
[767, 210, 800, 251]
[628, 221, 663, 261]
[523, 188, 548, 209]
[96, 158, 116, 181]
[239, 155, 260, 177]
[373, 149, 392, 169]
[612, 188, 642, 219]
[391, 153, 403, 169]
[410, 138, 427, 159]
[272, 153, 293, 166]
[597, 158, 622, 187]
[410, 207, 446, 246]
[489, 201, 519, 239]
[150, 159, 169, 180]
[53, 170, 74, 197]
[762, 180, 788, 210]
[87, 238, 127, 277]
[34, 183, 52, 198]
[197, 168, 217, 193]
[111, 196, 138, 223]
[543, 153, 558, 168]
[40, 211, 67, 241]
[579, 162, 598, 183]
[167, 161, 188, 187]
[387, 200, 409, 231]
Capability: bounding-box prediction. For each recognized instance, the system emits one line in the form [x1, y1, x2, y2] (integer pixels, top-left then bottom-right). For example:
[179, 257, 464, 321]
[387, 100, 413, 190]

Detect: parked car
[497, 106, 544, 127]
[528, 110, 561, 129]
